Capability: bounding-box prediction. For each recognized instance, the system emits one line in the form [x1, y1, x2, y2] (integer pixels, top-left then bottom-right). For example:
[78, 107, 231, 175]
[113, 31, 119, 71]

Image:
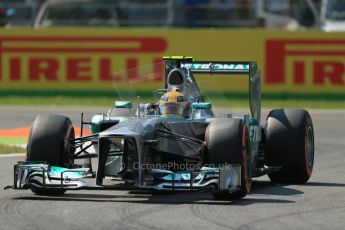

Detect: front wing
[6, 162, 242, 194]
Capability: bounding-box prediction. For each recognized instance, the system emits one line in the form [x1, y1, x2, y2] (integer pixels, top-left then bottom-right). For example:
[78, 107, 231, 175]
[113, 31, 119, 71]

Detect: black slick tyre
[26, 114, 75, 195]
[265, 109, 314, 183]
[205, 118, 251, 200]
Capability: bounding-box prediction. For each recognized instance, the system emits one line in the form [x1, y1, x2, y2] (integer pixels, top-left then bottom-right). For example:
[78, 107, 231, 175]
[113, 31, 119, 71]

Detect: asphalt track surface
[0, 106, 345, 230]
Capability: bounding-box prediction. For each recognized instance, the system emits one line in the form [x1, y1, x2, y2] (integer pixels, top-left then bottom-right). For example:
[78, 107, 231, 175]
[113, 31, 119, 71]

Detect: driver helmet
[159, 90, 188, 116]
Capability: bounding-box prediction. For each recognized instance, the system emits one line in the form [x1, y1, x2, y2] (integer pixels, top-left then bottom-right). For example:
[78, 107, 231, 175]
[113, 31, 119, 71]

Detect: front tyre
[205, 118, 251, 200]
[27, 114, 75, 167]
[27, 114, 75, 195]
[265, 109, 314, 183]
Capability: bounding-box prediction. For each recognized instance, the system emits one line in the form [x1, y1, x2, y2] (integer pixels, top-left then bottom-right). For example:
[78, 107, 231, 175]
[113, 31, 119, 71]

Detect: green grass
[0, 96, 345, 108]
[1, 89, 345, 108]
[211, 99, 345, 109]
[0, 143, 25, 154]
[264, 100, 345, 109]
[0, 137, 27, 145]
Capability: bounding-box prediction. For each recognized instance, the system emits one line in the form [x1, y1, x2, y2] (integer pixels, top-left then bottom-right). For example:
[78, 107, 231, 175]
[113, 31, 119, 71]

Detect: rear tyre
[205, 118, 251, 200]
[27, 114, 75, 195]
[265, 109, 314, 183]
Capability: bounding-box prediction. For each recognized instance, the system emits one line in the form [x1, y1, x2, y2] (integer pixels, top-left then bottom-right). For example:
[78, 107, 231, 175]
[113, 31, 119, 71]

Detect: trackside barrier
[0, 29, 344, 99]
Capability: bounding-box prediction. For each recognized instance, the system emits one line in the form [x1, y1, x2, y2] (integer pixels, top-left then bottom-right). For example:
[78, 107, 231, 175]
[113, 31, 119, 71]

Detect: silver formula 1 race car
[6, 56, 315, 200]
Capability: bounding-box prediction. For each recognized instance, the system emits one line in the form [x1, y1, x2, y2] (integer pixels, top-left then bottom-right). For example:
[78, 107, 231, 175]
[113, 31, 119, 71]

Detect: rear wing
[162, 56, 261, 121]
[180, 62, 250, 74]
[163, 56, 255, 75]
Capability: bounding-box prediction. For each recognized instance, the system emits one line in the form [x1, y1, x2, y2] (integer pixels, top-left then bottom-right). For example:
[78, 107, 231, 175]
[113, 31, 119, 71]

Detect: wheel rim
[64, 125, 75, 167]
[306, 125, 314, 168]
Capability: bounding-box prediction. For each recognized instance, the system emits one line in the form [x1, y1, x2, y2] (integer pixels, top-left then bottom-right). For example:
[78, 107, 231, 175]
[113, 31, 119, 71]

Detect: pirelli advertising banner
[0, 28, 344, 98]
